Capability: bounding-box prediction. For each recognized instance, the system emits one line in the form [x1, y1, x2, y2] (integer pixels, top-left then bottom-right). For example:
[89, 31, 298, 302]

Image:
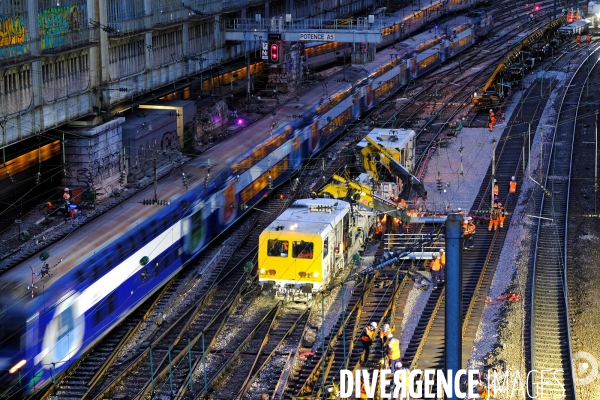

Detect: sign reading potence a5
[299, 33, 336, 41]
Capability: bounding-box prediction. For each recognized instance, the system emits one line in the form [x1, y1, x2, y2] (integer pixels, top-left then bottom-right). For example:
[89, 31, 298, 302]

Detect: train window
[117, 242, 126, 262]
[129, 235, 137, 254]
[94, 308, 102, 327]
[93, 265, 100, 280]
[151, 219, 159, 238]
[108, 292, 116, 314]
[268, 239, 289, 257]
[76, 269, 85, 284]
[293, 241, 314, 259]
[323, 238, 329, 258]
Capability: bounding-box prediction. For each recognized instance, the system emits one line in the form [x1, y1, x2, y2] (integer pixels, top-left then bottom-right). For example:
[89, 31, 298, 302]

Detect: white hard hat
[489, 109, 493, 112]
[387, 333, 394, 339]
[64, 187, 70, 191]
[383, 323, 390, 331]
[467, 216, 473, 221]
[493, 179, 497, 183]
[395, 361, 403, 369]
[370, 322, 377, 328]
[512, 176, 516, 180]
[458, 207, 462, 212]
[440, 248, 445, 253]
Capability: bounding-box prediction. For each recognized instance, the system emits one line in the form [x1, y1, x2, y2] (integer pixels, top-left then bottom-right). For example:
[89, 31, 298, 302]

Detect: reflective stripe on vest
[387, 338, 401, 360]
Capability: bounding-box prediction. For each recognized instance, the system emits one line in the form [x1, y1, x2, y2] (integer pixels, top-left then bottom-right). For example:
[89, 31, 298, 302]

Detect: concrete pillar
[444, 212, 463, 398]
[182, 22, 190, 76]
[98, 0, 110, 84]
[27, 0, 42, 109]
[63, 118, 126, 198]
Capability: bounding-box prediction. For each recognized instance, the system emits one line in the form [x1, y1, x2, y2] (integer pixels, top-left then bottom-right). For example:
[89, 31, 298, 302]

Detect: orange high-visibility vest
[509, 181, 517, 193]
[361, 328, 375, 343]
[440, 252, 446, 267]
[468, 222, 476, 234]
[430, 258, 441, 271]
[494, 184, 499, 196]
[360, 382, 368, 398]
[387, 338, 401, 360]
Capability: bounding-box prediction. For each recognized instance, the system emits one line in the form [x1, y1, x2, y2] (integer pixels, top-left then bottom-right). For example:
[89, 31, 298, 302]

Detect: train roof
[559, 19, 590, 30]
[357, 128, 415, 151]
[263, 199, 350, 236]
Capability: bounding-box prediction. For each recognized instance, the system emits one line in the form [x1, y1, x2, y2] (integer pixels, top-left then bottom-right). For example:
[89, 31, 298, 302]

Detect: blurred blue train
[0, 5, 492, 396]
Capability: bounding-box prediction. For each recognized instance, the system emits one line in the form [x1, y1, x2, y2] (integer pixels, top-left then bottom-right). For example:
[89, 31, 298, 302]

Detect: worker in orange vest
[493, 179, 499, 201]
[497, 202, 506, 229]
[439, 248, 446, 283]
[464, 217, 475, 249]
[488, 206, 499, 231]
[360, 322, 377, 364]
[430, 253, 443, 289]
[385, 334, 402, 373]
[508, 176, 517, 204]
[359, 379, 369, 398]
[379, 323, 392, 354]
[488, 110, 496, 131]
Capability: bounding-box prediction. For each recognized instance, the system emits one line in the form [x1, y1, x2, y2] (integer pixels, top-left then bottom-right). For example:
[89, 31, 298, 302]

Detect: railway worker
[488, 206, 499, 231]
[458, 207, 464, 222]
[488, 110, 496, 132]
[508, 176, 517, 204]
[430, 254, 443, 289]
[493, 179, 499, 201]
[439, 248, 446, 282]
[497, 203, 506, 229]
[385, 334, 401, 373]
[464, 217, 475, 250]
[359, 378, 369, 398]
[379, 323, 392, 354]
[360, 322, 377, 364]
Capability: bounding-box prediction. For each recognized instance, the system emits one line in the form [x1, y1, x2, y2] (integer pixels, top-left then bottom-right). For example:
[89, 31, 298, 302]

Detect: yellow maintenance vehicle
[356, 129, 427, 199]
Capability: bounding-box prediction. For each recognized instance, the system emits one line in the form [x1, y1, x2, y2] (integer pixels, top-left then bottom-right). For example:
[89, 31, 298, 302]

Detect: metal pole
[321, 292, 326, 395]
[594, 110, 598, 214]
[528, 123, 531, 178]
[153, 158, 158, 202]
[203, 332, 207, 393]
[522, 146, 526, 177]
[168, 344, 173, 395]
[445, 213, 463, 400]
[342, 283, 346, 369]
[150, 346, 154, 394]
[188, 338, 193, 392]
[491, 137, 496, 211]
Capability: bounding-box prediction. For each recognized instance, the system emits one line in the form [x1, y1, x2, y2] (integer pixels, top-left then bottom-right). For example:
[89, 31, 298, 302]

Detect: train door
[219, 179, 236, 227]
[183, 201, 206, 255]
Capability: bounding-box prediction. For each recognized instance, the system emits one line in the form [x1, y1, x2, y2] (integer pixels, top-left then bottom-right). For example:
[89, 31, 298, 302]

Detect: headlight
[260, 268, 266, 274]
[312, 272, 319, 278]
[9, 360, 26, 374]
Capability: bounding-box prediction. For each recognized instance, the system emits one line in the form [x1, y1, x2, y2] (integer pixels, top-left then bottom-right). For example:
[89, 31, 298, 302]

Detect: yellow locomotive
[258, 198, 370, 294]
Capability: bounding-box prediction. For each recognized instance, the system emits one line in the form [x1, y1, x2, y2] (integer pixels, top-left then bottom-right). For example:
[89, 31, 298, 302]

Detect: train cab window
[267, 239, 289, 257]
[293, 241, 314, 259]
[323, 238, 329, 259]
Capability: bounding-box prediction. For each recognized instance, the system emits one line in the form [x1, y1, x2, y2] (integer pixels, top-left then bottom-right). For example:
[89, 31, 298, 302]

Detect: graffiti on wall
[0, 15, 27, 53]
[39, 3, 87, 50]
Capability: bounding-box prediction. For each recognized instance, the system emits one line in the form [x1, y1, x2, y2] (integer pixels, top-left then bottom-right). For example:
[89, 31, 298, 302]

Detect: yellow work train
[258, 198, 368, 295]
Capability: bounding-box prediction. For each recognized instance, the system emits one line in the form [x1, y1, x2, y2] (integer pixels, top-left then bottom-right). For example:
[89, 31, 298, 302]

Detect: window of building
[293, 241, 314, 259]
[267, 239, 289, 257]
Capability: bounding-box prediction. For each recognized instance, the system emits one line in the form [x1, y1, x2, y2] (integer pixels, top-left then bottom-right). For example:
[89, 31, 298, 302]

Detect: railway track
[526, 42, 598, 400]
[405, 70, 549, 371]
[213, 305, 309, 399]
[287, 268, 403, 398]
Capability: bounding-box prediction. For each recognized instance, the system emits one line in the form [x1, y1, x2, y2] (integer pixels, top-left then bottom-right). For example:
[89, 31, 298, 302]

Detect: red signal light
[270, 43, 279, 62]
[279, 193, 285, 200]
[534, 5, 540, 10]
